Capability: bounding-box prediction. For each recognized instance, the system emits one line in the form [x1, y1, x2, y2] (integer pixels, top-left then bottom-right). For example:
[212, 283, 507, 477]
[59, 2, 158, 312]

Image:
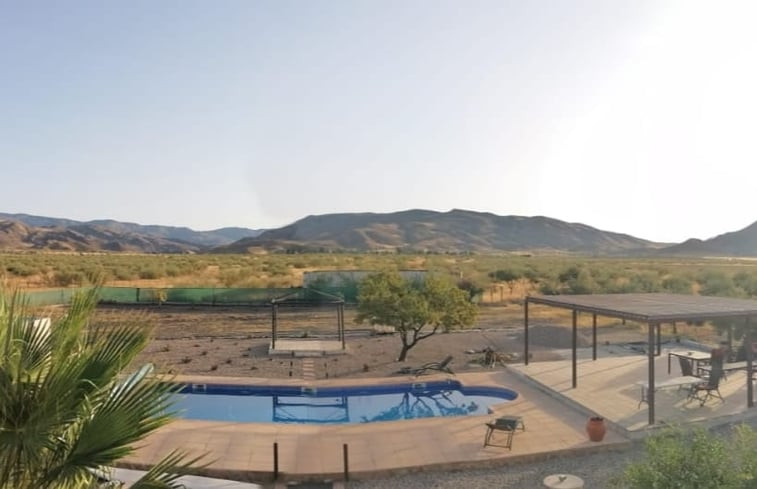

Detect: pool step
[302, 358, 316, 381]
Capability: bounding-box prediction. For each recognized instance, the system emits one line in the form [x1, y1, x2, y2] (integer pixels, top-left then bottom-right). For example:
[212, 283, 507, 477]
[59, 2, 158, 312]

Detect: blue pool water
[173, 380, 517, 424]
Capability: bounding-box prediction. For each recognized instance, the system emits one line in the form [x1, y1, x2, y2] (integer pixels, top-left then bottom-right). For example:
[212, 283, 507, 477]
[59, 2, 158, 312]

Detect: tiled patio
[122, 371, 629, 482]
[511, 346, 757, 433]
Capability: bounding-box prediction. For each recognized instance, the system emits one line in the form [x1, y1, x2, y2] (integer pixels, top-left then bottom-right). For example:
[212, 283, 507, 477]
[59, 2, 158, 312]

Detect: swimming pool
[173, 380, 517, 424]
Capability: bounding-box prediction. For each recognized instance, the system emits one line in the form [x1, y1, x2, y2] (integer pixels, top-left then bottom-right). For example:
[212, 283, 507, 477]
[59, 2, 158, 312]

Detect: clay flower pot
[586, 416, 606, 442]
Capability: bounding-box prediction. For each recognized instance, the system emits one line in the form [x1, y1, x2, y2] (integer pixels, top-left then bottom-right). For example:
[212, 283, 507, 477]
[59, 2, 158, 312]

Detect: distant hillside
[214, 209, 663, 254]
[661, 221, 757, 256]
[0, 219, 197, 253]
[0, 213, 263, 248]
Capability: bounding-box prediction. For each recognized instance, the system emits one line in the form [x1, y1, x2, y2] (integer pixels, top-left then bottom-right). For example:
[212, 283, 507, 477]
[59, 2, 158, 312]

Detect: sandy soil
[88, 304, 679, 380]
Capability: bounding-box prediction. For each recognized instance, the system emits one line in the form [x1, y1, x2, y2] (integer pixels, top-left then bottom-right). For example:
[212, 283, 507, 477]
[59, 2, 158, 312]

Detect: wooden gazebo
[524, 293, 757, 425]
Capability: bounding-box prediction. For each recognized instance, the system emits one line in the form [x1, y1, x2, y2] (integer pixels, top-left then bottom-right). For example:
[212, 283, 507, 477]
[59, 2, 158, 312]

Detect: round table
[543, 473, 584, 489]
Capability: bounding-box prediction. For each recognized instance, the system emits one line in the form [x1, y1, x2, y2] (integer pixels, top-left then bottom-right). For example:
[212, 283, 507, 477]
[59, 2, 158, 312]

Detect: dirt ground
[84, 303, 719, 380]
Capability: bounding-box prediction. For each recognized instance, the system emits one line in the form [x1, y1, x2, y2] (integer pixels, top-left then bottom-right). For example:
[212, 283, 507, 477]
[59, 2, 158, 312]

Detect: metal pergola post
[648, 321, 656, 425]
[656, 323, 662, 356]
[592, 313, 597, 361]
[524, 298, 530, 365]
[572, 309, 577, 388]
[747, 317, 753, 408]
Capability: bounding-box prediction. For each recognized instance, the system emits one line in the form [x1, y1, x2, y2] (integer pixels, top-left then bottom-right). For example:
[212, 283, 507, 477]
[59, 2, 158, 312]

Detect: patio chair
[688, 367, 725, 406]
[483, 416, 524, 449]
[698, 354, 728, 381]
[678, 356, 694, 376]
[412, 355, 454, 376]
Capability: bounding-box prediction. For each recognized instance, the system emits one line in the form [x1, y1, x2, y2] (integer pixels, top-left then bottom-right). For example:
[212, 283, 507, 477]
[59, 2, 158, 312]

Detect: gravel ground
[348, 442, 644, 489]
[347, 420, 757, 489]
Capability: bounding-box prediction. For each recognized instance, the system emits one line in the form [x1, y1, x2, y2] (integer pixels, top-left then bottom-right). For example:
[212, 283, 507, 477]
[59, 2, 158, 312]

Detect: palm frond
[0, 286, 204, 489]
[129, 450, 206, 489]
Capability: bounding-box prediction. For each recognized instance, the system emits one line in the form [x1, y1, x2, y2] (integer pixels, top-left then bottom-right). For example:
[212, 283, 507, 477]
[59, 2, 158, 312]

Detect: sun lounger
[635, 376, 701, 408]
[483, 416, 525, 449]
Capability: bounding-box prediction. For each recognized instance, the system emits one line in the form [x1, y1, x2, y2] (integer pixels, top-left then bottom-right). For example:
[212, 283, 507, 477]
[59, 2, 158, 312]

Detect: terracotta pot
[586, 417, 606, 442]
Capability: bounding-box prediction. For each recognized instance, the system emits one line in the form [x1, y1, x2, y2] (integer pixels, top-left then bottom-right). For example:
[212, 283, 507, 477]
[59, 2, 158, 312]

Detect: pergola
[270, 287, 346, 350]
[524, 293, 757, 425]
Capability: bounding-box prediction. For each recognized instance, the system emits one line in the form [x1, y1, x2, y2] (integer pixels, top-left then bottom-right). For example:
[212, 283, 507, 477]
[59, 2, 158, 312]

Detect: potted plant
[586, 416, 606, 442]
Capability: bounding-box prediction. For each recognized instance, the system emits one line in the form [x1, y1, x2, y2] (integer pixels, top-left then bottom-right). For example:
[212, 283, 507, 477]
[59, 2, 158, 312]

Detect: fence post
[343, 443, 349, 482]
[273, 442, 279, 481]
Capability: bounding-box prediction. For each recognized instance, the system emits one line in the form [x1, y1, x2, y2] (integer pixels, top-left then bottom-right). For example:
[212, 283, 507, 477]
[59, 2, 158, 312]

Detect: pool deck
[122, 370, 629, 483]
[510, 345, 757, 434]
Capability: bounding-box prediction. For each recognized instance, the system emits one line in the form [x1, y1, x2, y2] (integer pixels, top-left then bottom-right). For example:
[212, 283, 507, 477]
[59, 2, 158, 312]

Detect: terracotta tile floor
[123, 371, 628, 482]
[511, 346, 757, 433]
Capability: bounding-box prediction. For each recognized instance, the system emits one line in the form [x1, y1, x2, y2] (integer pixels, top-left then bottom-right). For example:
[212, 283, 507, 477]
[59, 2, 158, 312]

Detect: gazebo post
[592, 313, 597, 361]
[648, 321, 656, 425]
[339, 302, 346, 350]
[271, 302, 278, 350]
[746, 317, 753, 408]
[524, 298, 530, 366]
[572, 309, 577, 388]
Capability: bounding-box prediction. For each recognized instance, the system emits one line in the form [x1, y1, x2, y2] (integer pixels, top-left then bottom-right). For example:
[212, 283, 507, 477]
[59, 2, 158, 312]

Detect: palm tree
[0, 288, 201, 489]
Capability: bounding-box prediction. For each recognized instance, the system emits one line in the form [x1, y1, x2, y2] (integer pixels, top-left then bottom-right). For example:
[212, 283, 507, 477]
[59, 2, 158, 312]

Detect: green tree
[356, 272, 477, 361]
[0, 288, 201, 489]
[456, 279, 484, 302]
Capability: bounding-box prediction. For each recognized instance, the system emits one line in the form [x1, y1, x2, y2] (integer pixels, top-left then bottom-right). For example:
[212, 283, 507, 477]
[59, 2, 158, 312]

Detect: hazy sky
[2, 1, 756, 243]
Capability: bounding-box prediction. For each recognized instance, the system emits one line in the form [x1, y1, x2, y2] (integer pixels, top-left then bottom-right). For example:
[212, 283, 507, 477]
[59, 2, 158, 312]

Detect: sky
[1, 0, 756, 243]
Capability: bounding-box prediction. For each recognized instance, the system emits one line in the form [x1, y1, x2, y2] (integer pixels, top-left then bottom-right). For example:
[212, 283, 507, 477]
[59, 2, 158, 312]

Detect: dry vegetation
[6, 252, 753, 381]
[81, 303, 727, 380]
[4, 252, 757, 300]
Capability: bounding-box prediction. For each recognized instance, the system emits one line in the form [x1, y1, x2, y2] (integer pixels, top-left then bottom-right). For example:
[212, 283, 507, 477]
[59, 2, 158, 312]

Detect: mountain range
[1, 210, 756, 256]
[215, 209, 663, 254]
[0, 213, 263, 253]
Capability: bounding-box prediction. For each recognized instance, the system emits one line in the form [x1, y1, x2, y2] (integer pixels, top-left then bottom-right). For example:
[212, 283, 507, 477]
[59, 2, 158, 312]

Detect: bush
[138, 267, 163, 280]
[51, 270, 85, 287]
[616, 425, 757, 488]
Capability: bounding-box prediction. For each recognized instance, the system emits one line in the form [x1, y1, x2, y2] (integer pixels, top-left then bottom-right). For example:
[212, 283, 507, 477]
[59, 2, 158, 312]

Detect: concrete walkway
[113, 468, 263, 488]
[123, 371, 628, 483]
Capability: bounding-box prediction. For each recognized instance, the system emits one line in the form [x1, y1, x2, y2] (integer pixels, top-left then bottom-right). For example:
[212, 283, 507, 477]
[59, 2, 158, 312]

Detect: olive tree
[356, 271, 477, 361]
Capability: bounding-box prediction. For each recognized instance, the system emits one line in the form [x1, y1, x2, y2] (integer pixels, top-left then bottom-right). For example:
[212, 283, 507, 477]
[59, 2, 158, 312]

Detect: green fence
[24, 286, 359, 306]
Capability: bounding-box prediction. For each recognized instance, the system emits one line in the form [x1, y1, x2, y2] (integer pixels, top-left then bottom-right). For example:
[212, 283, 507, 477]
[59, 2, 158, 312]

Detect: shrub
[616, 426, 757, 489]
[51, 270, 85, 287]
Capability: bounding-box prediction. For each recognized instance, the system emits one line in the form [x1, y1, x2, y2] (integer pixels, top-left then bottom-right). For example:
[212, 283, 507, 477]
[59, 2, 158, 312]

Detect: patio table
[667, 349, 710, 375]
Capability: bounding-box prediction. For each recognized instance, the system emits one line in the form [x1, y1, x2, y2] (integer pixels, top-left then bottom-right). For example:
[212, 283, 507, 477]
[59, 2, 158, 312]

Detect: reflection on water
[174, 382, 514, 424]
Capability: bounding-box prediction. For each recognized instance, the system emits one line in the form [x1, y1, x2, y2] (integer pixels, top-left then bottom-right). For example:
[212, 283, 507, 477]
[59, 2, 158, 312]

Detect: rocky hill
[660, 220, 757, 256]
[0, 219, 201, 253]
[0, 213, 263, 250]
[214, 209, 663, 254]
